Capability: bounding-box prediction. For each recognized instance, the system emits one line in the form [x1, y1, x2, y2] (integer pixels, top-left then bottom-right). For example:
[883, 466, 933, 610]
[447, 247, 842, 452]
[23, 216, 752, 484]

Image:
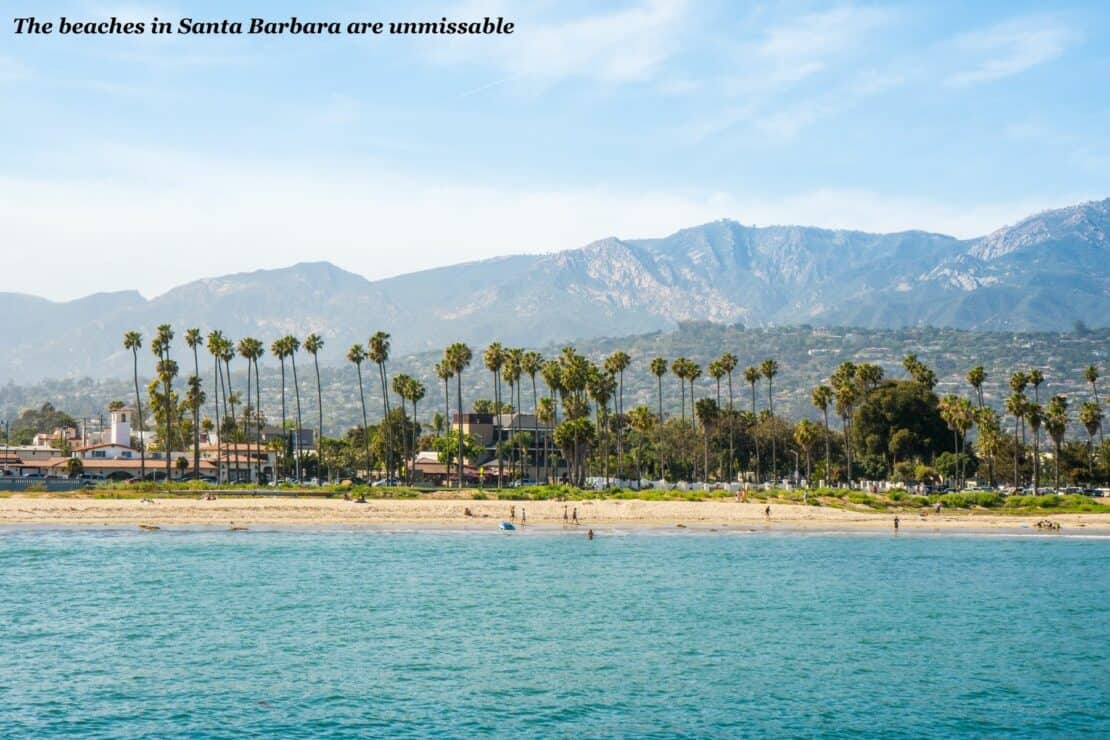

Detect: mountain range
[3, 197, 1107, 382]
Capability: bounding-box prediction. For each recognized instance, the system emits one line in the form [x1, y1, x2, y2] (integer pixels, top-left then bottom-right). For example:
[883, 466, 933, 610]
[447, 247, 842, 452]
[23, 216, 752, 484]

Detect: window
[92, 451, 106, 458]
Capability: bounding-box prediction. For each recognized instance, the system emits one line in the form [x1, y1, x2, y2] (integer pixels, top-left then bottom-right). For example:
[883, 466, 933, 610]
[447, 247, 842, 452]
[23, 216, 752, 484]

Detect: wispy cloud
[947, 15, 1079, 86]
[429, 0, 689, 89]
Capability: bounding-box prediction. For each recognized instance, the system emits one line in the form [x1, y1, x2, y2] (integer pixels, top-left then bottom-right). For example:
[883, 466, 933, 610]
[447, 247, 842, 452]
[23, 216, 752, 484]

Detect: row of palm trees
[123, 324, 1108, 489]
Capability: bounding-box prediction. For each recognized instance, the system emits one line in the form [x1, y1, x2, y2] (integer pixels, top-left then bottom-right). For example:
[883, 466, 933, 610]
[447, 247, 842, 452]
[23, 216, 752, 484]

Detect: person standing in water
[587, 529, 594, 540]
[520, 508, 526, 526]
[893, 515, 900, 532]
[563, 506, 569, 527]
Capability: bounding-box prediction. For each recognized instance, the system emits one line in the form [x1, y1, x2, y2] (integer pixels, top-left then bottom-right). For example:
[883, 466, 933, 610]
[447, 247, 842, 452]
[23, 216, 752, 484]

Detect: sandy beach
[1, 495, 1108, 533]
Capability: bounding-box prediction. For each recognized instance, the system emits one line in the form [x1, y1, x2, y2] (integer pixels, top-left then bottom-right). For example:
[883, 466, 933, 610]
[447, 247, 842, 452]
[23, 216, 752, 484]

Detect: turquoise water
[1, 528, 1108, 737]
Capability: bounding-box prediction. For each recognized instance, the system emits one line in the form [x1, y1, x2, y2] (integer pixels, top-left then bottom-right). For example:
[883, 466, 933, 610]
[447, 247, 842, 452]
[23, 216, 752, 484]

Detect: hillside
[1, 197, 1107, 382]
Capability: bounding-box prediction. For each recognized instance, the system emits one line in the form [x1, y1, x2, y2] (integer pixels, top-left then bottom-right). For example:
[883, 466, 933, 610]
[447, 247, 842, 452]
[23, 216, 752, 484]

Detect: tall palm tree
[483, 343, 506, 488]
[221, 341, 237, 442]
[435, 360, 454, 481]
[672, 358, 689, 422]
[718, 353, 738, 482]
[1079, 401, 1102, 480]
[1085, 364, 1104, 446]
[650, 358, 667, 421]
[368, 331, 393, 482]
[831, 362, 858, 484]
[236, 338, 254, 482]
[811, 384, 833, 483]
[522, 351, 543, 481]
[1005, 392, 1027, 488]
[348, 344, 371, 479]
[501, 349, 523, 480]
[303, 333, 325, 481]
[184, 375, 205, 478]
[184, 328, 202, 480]
[153, 324, 175, 482]
[744, 366, 761, 481]
[206, 331, 225, 483]
[251, 338, 264, 484]
[408, 379, 425, 485]
[271, 337, 290, 477]
[287, 335, 304, 481]
[542, 360, 563, 481]
[123, 331, 147, 481]
[605, 351, 630, 481]
[1045, 395, 1068, 491]
[967, 366, 986, 408]
[1025, 402, 1044, 494]
[760, 359, 779, 483]
[445, 342, 473, 489]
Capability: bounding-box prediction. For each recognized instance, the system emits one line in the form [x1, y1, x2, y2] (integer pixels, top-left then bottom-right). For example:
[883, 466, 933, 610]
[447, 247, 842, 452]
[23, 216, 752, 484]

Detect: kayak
[499, 521, 516, 531]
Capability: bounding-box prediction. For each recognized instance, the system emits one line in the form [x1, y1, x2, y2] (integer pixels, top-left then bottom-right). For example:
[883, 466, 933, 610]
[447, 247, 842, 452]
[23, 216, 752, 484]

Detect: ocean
[1, 527, 1107, 737]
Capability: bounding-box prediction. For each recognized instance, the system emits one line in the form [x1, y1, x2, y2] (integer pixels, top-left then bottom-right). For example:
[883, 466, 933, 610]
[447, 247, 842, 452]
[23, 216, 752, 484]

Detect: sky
[2, 0, 1108, 301]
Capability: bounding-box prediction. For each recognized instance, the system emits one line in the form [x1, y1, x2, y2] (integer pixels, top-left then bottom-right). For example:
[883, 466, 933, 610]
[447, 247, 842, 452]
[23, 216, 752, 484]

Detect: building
[451, 411, 562, 481]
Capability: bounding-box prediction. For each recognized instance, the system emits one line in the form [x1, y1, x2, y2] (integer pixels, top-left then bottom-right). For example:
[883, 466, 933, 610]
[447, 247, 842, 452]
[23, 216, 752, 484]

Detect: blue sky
[3, 0, 1108, 300]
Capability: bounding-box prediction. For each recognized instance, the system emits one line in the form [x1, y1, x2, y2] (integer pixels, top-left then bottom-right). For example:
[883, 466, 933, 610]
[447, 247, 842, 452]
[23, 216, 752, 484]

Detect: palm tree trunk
[214, 355, 223, 483]
[312, 353, 324, 483]
[456, 372, 464, 489]
[530, 375, 539, 482]
[291, 353, 304, 481]
[494, 371, 502, 489]
[378, 362, 391, 481]
[726, 372, 734, 482]
[356, 363, 370, 480]
[244, 360, 252, 484]
[443, 375, 451, 483]
[253, 358, 262, 485]
[278, 358, 287, 478]
[768, 378, 775, 485]
[132, 349, 146, 482]
[822, 408, 830, 485]
[192, 346, 200, 480]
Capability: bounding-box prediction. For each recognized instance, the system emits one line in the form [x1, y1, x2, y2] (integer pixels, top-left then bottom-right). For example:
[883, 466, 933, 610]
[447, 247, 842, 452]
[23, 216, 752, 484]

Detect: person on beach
[520, 508, 526, 525]
[563, 506, 569, 526]
[893, 515, 900, 531]
[765, 505, 771, 519]
[587, 529, 594, 540]
[510, 505, 516, 521]
[935, 502, 942, 514]
[572, 507, 579, 525]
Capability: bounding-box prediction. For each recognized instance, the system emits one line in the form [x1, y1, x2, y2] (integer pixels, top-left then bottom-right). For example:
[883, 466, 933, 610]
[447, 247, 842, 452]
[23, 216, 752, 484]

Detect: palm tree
[967, 366, 986, 408]
[271, 337, 290, 477]
[347, 344, 371, 479]
[1025, 402, 1044, 493]
[303, 333, 325, 481]
[718, 353, 738, 482]
[251, 338, 264, 483]
[587, 366, 615, 486]
[522, 351, 543, 481]
[744, 366, 761, 481]
[184, 328, 202, 479]
[811, 384, 833, 483]
[1045, 395, 1068, 491]
[501, 350, 523, 480]
[671, 358, 688, 421]
[152, 324, 175, 483]
[537, 396, 555, 483]
[627, 405, 655, 481]
[794, 419, 820, 483]
[206, 331, 225, 483]
[541, 360, 563, 481]
[123, 331, 147, 481]
[1010, 371, 1029, 448]
[237, 338, 254, 482]
[650, 358, 667, 421]
[1085, 364, 1104, 446]
[445, 342, 473, 488]
[483, 343, 506, 488]
[368, 331, 392, 481]
[287, 335, 304, 481]
[435, 360, 454, 480]
[760, 359, 779, 483]
[184, 375, 205, 478]
[1079, 401, 1102, 480]
[831, 362, 858, 484]
[605, 351, 630, 480]
[939, 395, 973, 488]
[221, 341, 237, 442]
[408, 379, 425, 485]
[1005, 392, 1027, 489]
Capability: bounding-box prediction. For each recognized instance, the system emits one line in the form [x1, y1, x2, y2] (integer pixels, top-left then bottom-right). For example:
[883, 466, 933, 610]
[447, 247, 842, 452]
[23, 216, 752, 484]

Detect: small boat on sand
[499, 521, 516, 531]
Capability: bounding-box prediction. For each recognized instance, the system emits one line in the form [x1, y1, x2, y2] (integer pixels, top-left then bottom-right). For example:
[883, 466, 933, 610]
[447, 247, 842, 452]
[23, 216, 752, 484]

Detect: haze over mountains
[3, 197, 1108, 382]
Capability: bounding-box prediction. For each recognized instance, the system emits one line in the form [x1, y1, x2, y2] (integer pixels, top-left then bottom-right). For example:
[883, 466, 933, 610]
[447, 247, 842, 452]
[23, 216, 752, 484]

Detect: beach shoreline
[2, 495, 1108, 534]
